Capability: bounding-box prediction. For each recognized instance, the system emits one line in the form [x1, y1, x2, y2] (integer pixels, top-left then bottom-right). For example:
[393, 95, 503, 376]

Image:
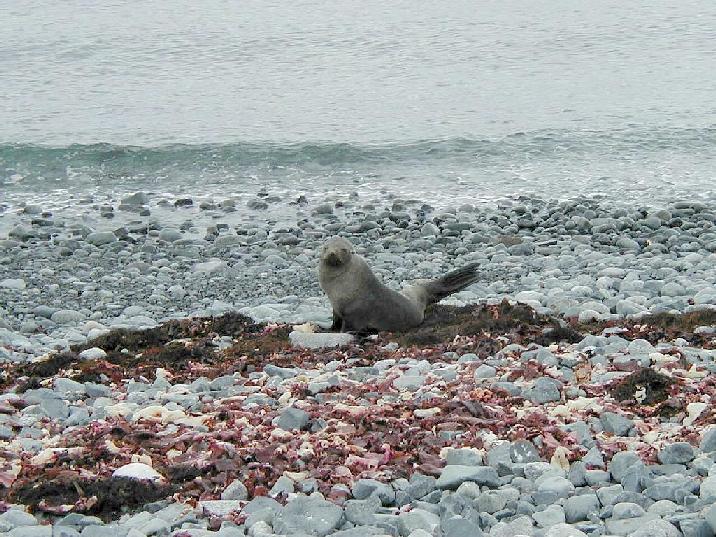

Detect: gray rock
[198, 500, 243, 517]
[269, 475, 295, 497]
[474, 364, 497, 379]
[221, 479, 248, 501]
[612, 502, 646, 519]
[488, 515, 535, 537]
[328, 527, 387, 537]
[700, 476, 716, 500]
[544, 524, 588, 537]
[440, 515, 484, 537]
[397, 508, 440, 536]
[532, 504, 566, 528]
[621, 462, 653, 493]
[352, 479, 395, 505]
[487, 443, 512, 467]
[51, 309, 86, 324]
[0, 278, 26, 290]
[524, 377, 561, 404]
[626, 518, 681, 537]
[583, 446, 605, 468]
[275, 407, 310, 431]
[564, 493, 600, 523]
[393, 374, 426, 391]
[610, 452, 642, 482]
[706, 504, 716, 533]
[344, 497, 381, 525]
[0, 510, 38, 531]
[445, 448, 483, 466]
[86, 231, 117, 245]
[604, 514, 660, 536]
[677, 518, 713, 537]
[701, 427, 716, 453]
[596, 484, 624, 506]
[264, 364, 299, 379]
[537, 476, 575, 499]
[406, 474, 436, 500]
[510, 440, 541, 463]
[475, 490, 510, 514]
[658, 442, 695, 465]
[53, 527, 81, 537]
[272, 496, 343, 537]
[40, 398, 70, 419]
[5, 528, 51, 537]
[601, 412, 635, 436]
[648, 500, 679, 516]
[436, 465, 500, 490]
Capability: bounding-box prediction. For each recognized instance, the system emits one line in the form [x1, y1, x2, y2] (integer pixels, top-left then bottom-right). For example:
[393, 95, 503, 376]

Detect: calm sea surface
[1, 0, 715, 205]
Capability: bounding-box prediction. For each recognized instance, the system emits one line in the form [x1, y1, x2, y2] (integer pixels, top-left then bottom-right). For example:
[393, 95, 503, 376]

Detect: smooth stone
[112, 463, 163, 481]
[626, 518, 681, 537]
[289, 331, 354, 349]
[275, 407, 310, 431]
[510, 440, 541, 463]
[51, 309, 86, 324]
[198, 500, 243, 517]
[221, 479, 248, 501]
[532, 504, 566, 528]
[604, 514, 660, 535]
[0, 278, 26, 290]
[79, 347, 107, 360]
[610, 452, 642, 482]
[601, 412, 635, 436]
[544, 524, 588, 537]
[564, 494, 600, 523]
[537, 476, 575, 499]
[701, 427, 716, 453]
[612, 502, 646, 519]
[658, 442, 695, 465]
[86, 231, 117, 245]
[435, 465, 500, 490]
[272, 496, 343, 537]
[524, 377, 561, 404]
[445, 448, 483, 467]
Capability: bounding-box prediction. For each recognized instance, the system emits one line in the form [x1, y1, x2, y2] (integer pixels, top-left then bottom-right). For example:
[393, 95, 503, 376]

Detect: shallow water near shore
[2, 0, 716, 210]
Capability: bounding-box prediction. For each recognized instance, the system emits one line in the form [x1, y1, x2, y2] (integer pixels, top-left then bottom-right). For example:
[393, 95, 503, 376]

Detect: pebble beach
[1, 191, 716, 537]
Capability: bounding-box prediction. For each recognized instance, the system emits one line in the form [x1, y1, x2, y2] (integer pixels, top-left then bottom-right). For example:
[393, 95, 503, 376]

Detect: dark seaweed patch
[609, 367, 676, 406]
[11, 477, 175, 521]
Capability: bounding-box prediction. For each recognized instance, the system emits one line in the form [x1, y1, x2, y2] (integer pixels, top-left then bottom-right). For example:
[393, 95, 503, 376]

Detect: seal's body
[318, 237, 479, 332]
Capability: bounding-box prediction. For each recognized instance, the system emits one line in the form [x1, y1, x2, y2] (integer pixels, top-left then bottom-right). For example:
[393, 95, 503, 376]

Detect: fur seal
[318, 236, 479, 332]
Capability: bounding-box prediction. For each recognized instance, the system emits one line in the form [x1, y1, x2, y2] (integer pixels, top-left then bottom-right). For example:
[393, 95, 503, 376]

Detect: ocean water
[1, 0, 715, 207]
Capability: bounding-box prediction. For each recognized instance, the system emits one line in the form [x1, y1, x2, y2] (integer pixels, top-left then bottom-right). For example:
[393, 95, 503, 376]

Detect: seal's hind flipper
[426, 263, 479, 303]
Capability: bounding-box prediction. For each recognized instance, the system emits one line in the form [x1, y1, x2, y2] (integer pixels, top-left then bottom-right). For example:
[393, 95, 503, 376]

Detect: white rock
[289, 331, 354, 349]
[684, 402, 708, 426]
[0, 278, 26, 290]
[193, 259, 227, 273]
[79, 347, 107, 360]
[112, 462, 163, 481]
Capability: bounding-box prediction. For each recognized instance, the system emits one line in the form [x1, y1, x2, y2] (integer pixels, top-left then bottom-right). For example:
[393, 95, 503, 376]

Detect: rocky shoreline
[0, 303, 715, 537]
[1, 192, 716, 536]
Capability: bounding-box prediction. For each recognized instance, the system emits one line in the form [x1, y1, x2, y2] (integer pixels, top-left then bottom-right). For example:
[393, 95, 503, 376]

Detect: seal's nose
[325, 252, 341, 266]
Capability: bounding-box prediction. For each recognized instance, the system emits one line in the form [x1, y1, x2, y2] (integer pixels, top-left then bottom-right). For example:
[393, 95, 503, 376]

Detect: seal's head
[320, 237, 353, 268]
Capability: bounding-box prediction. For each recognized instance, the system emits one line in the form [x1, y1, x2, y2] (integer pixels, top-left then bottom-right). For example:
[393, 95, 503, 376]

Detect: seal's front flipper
[331, 310, 344, 331]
